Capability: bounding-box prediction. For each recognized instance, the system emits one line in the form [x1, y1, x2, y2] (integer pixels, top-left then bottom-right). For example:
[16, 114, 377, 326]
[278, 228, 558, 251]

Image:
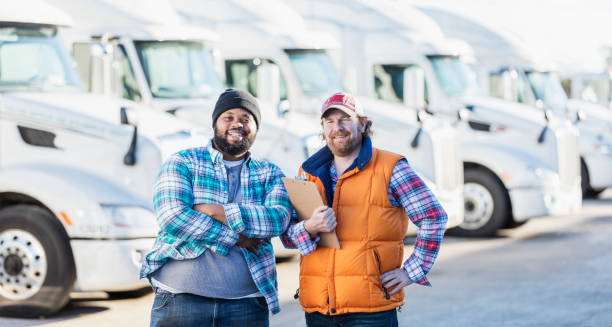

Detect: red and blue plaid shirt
[140, 140, 291, 314]
[281, 158, 447, 286]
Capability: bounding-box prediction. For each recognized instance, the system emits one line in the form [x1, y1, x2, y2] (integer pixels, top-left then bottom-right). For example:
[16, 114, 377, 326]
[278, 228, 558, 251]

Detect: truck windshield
[525, 71, 568, 111]
[134, 40, 223, 99]
[0, 26, 82, 92]
[428, 55, 479, 98]
[286, 49, 343, 97]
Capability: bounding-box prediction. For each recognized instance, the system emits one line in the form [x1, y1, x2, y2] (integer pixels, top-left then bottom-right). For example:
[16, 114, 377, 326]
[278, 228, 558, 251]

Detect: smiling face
[322, 108, 365, 157]
[213, 108, 257, 159]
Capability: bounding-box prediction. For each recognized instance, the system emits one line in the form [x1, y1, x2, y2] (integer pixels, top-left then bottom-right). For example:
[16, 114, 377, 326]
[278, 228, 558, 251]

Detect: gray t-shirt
[151, 159, 261, 298]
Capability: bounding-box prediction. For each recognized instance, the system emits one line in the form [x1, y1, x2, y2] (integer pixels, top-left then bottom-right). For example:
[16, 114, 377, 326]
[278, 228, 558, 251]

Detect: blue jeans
[150, 290, 269, 327]
[305, 309, 398, 327]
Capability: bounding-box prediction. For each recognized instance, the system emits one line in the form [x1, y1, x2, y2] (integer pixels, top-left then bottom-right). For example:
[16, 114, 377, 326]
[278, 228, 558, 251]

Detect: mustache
[330, 131, 349, 138]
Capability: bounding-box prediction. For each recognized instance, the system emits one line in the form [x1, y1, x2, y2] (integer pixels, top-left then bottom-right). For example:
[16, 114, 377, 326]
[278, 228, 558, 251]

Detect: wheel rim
[0, 229, 48, 300]
[462, 182, 495, 230]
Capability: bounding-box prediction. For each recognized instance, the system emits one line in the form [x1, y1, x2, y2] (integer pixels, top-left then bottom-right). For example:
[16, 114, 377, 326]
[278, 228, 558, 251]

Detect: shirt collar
[206, 139, 252, 166]
[302, 136, 373, 176]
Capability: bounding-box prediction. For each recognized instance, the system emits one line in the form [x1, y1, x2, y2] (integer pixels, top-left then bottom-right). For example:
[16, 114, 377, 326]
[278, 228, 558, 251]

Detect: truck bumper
[509, 183, 582, 221]
[71, 238, 155, 292]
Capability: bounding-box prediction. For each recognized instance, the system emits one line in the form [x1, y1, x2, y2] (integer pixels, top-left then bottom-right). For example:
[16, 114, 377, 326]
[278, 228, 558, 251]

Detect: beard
[325, 130, 362, 157]
[213, 127, 256, 156]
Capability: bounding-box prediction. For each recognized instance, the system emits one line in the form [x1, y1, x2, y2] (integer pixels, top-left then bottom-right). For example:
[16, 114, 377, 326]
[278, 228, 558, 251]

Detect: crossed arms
[153, 155, 291, 253]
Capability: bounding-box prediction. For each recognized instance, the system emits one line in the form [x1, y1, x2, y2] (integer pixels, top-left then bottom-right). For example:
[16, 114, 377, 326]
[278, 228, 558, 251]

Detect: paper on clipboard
[282, 177, 340, 249]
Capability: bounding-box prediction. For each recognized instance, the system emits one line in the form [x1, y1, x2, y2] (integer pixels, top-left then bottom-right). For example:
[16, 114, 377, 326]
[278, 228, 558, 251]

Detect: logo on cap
[321, 92, 365, 118]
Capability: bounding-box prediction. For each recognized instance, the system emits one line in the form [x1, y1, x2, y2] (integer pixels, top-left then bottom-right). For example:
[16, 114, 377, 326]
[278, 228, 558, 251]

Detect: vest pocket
[372, 248, 391, 300]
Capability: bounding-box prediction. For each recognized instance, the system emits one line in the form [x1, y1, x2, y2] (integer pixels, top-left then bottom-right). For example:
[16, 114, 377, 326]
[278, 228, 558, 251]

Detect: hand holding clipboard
[282, 177, 340, 249]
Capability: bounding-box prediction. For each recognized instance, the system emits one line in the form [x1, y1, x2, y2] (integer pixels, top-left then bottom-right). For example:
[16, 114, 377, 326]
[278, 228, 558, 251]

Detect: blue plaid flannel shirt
[140, 140, 291, 314]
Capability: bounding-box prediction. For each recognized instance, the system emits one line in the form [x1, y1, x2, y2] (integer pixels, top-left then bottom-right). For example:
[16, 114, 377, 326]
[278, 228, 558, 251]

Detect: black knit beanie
[212, 88, 261, 128]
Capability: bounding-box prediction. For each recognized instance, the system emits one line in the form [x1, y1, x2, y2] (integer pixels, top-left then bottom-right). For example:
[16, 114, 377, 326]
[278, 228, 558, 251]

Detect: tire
[0, 205, 76, 317]
[580, 159, 590, 198]
[502, 218, 528, 229]
[580, 159, 605, 199]
[447, 169, 510, 237]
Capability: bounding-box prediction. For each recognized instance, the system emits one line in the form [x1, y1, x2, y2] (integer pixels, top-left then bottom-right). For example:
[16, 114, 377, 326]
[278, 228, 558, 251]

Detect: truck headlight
[594, 142, 610, 155]
[100, 205, 156, 229]
[524, 165, 559, 187]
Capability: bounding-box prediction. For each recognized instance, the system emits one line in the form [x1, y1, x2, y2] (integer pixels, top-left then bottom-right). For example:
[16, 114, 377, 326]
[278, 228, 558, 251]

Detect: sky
[407, 0, 612, 73]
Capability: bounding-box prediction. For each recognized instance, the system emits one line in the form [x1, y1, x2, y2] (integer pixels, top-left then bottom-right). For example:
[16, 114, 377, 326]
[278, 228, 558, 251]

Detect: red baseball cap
[321, 92, 365, 118]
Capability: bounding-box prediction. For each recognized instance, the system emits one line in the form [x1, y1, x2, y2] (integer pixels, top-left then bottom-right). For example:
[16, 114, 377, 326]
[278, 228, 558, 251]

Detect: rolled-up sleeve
[389, 159, 448, 286]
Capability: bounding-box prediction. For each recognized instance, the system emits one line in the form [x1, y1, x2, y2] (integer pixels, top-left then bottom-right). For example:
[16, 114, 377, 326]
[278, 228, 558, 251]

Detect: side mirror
[502, 70, 518, 101]
[211, 48, 226, 83]
[544, 109, 554, 121]
[120, 106, 129, 125]
[72, 41, 113, 94]
[120, 107, 138, 166]
[403, 66, 426, 110]
[576, 109, 587, 122]
[458, 107, 470, 121]
[343, 67, 358, 94]
[256, 63, 281, 104]
[119, 106, 138, 126]
[278, 99, 291, 117]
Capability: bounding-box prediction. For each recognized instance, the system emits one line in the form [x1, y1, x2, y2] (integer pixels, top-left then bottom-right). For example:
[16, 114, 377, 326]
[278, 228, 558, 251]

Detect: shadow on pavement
[53, 301, 109, 318]
[0, 302, 109, 327]
[0, 287, 154, 326]
[106, 287, 153, 300]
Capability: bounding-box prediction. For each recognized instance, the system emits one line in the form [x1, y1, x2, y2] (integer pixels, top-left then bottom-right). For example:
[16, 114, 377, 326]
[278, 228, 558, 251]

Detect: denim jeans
[305, 309, 398, 327]
[150, 289, 269, 327]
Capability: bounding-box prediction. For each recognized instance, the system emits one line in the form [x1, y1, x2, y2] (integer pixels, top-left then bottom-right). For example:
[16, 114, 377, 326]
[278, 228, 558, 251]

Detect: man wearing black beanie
[144, 88, 291, 326]
[210, 88, 262, 158]
[212, 88, 261, 129]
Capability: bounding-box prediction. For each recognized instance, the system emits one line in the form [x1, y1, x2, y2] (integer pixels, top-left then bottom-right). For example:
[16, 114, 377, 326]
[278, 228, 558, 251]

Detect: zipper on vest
[293, 288, 299, 300]
[373, 248, 391, 300]
[326, 297, 330, 315]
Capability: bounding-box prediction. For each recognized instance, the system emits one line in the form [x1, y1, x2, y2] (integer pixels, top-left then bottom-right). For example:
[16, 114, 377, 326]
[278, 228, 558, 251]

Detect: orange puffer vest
[298, 139, 408, 315]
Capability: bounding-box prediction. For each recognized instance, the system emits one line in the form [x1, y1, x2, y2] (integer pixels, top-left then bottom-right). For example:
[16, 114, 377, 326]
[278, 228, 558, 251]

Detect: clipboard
[282, 177, 340, 249]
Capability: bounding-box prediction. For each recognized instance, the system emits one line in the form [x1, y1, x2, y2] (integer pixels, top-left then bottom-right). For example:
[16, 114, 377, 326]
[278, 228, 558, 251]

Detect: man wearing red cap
[281, 92, 448, 326]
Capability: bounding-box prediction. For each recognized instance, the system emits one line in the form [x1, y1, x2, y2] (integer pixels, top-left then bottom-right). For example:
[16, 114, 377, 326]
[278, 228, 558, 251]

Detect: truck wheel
[448, 169, 509, 237]
[581, 160, 605, 198]
[580, 159, 590, 198]
[0, 205, 76, 317]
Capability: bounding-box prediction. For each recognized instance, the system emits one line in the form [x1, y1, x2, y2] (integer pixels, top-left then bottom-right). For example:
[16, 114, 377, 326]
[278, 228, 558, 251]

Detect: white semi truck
[417, 6, 612, 198]
[50, 0, 322, 180]
[173, 0, 465, 232]
[565, 71, 612, 109]
[0, 1, 213, 316]
[289, 0, 582, 236]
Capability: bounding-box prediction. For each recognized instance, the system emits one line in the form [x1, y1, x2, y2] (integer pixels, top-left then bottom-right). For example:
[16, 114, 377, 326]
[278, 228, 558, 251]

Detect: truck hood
[462, 95, 548, 126]
[567, 99, 612, 123]
[4, 92, 212, 158]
